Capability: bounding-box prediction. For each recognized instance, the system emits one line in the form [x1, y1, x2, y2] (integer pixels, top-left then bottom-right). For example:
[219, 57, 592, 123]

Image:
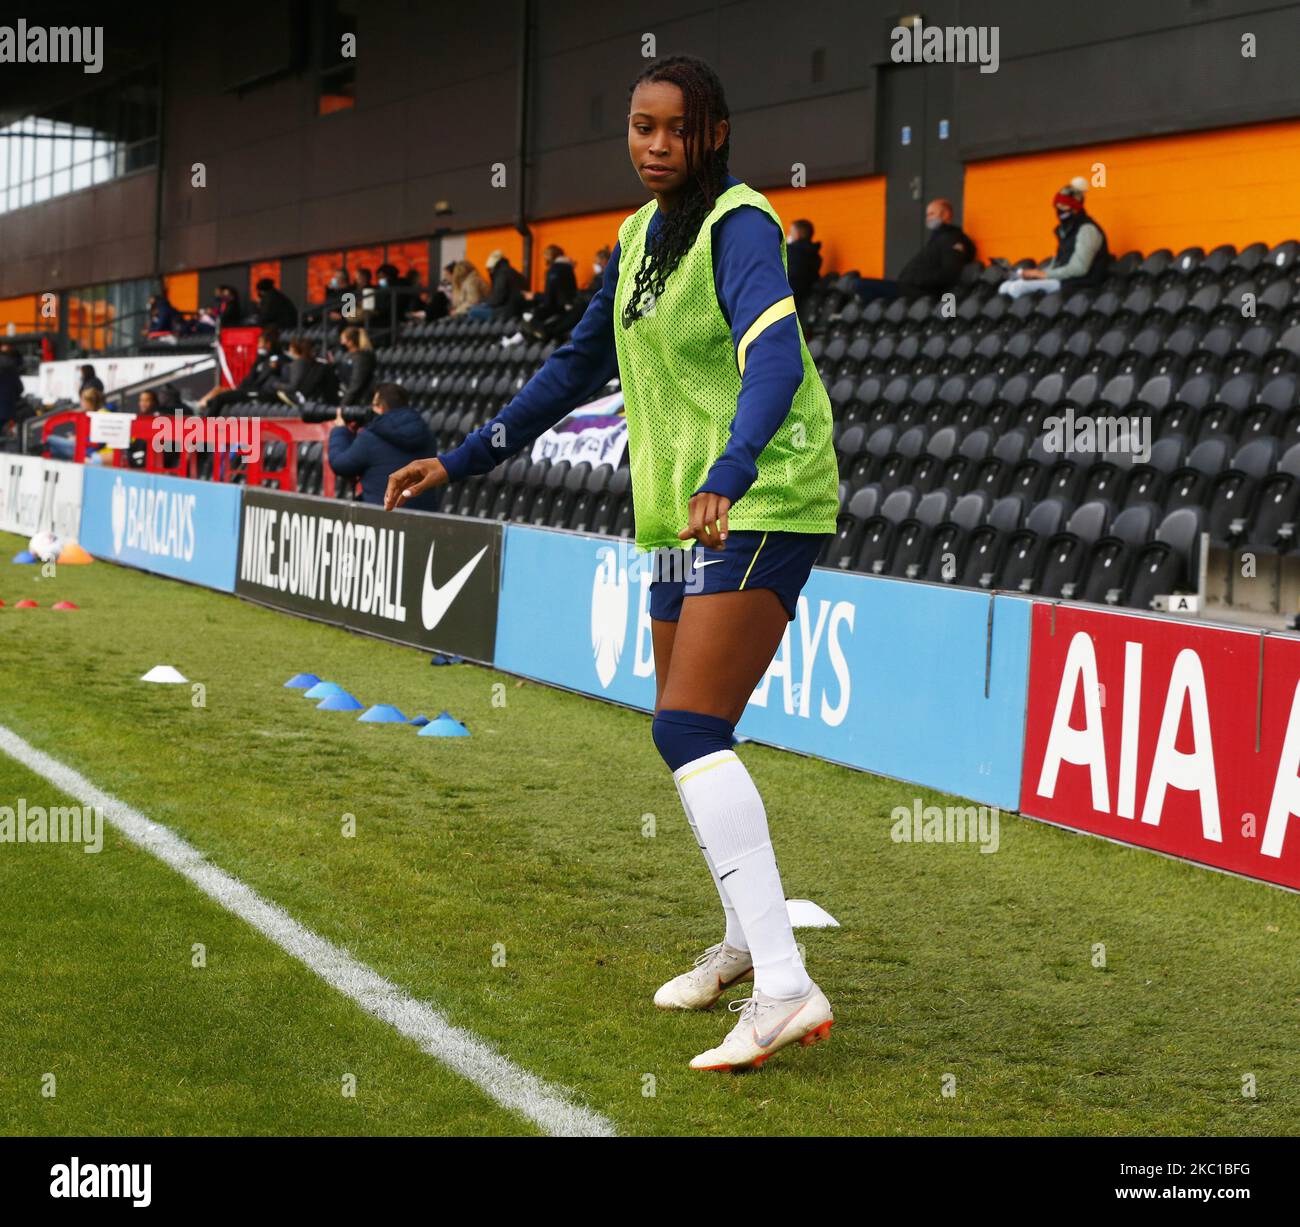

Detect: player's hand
[1021, 268, 1045, 280]
[678, 492, 730, 550]
[384, 458, 448, 510]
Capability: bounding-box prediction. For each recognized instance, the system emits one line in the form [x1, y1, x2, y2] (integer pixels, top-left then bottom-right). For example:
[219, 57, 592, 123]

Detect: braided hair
[621, 55, 731, 329]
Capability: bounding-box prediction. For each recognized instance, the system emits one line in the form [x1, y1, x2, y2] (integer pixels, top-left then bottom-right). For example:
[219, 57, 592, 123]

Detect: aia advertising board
[1020, 604, 1300, 890]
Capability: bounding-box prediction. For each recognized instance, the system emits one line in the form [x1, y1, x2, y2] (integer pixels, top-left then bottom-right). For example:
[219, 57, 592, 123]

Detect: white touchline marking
[0, 722, 615, 1138]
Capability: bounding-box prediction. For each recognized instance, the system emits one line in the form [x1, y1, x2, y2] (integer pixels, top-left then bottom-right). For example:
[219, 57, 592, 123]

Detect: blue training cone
[317, 691, 363, 711]
[418, 709, 470, 737]
[284, 672, 321, 689]
[408, 714, 430, 727]
[358, 703, 407, 723]
[12, 551, 36, 564]
[429, 653, 463, 666]
[304, 681, 344, 699]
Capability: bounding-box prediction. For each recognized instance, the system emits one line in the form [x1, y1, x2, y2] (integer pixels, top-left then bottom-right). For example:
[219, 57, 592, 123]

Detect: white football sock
[673, 750, 812, 999]
[673, 779, 748, 952]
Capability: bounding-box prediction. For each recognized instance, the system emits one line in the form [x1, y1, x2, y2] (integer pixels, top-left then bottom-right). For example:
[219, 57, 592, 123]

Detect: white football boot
[689, 983, 833, 1071]
[653, 942, 754, 1010]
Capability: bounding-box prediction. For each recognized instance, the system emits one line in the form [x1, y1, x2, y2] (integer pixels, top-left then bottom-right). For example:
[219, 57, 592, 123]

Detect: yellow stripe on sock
[677, 753, 739, 784]
[738, 532, 769, 590]
[736, 295, 796, 375]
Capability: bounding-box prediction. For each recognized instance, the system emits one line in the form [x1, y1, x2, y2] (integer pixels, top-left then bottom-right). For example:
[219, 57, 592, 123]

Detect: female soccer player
[385, 54, 838, 1071]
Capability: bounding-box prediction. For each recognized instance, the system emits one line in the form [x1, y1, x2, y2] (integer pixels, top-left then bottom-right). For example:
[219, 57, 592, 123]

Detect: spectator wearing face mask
[855, 199, 976, 306]
[999, 177, 1110, 298]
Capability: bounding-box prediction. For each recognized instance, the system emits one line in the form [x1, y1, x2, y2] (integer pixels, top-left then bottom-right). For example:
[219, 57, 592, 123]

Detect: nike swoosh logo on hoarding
[421, 544, 489, 630]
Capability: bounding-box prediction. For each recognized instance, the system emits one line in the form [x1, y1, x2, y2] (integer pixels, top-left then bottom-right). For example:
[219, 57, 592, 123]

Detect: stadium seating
[181, 238, 1300, 612]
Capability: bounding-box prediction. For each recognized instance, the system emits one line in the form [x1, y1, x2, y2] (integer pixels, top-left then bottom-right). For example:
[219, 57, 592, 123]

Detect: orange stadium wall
[501, 176, 885, 297]
[762, 178, 885, 281]
[164, 272, 198, 313]
[964, 119, 1300, 264]
[464, 228, 525, 286]
[248, 261, 282, 300]
[0, 295, 41, 334]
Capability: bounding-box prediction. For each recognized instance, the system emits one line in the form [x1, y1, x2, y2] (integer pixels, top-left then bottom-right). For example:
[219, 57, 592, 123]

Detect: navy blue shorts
[647, 530, 830, 623]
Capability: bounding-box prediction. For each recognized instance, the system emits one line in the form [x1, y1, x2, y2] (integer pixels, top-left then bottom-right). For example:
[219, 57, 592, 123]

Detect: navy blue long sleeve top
[438, 173, 805, 506]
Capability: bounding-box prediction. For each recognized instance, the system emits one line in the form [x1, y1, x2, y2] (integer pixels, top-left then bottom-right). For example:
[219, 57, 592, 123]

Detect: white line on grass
[0, 723, 615, 1138]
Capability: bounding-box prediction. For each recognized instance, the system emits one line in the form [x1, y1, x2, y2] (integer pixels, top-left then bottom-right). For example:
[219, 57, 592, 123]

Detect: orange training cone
[57, 542, 93, 564]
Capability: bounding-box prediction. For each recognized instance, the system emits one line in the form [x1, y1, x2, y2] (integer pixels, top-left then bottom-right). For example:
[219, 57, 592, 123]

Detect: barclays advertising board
[80, 467, 243, 592]
[496, 525, 1031, 808]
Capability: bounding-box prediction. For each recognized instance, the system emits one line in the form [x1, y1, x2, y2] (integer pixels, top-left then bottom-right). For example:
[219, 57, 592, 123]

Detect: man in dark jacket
[469, 251, 527, 320]
[328, 382, 440, 511]
[523, 245, 580, 339]
[785, 219, 822, 321]
[254, 278, 299, 330]
[856, 199, 976, 305]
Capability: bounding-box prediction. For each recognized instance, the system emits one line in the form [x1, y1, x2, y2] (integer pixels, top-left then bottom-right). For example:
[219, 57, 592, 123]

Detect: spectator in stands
[373, 262, 400, 321]
[157, 383, 184, 413]
[336, 326, 377, 406]
[327, 381, 440, 511]
[138, 389, 161, 414]
[254, 278, 299, 329]
[79, 364, 104, 395]
[214, 284, 243, 328]
[524, 245, 579, 338]
[854, 199, 976, 306]
[144, 292, 179, 338]
[785, 219, 822, 319]
[327, 268, 352, 298]
[0, 343, 22, 435]
[469, 250, 527, 320]
[47, 385, 107, 460]
[999, 177, 1110, 299]
[354, 267, 376, 321]
[517, 246, 601, 343]
[449, 260, 490, 315]
[587, 246, 612, 294]
[272, 337, 339, 407]
[406, 283, 450, 323]
[197, 327, 286, 415]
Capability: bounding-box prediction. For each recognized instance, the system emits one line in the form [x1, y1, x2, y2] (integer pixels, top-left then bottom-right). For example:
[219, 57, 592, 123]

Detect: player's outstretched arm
[435, 242, 624, 485]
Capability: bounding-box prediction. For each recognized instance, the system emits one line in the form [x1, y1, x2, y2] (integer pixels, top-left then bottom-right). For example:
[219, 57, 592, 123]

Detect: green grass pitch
[0, 529, 1297, 1136]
